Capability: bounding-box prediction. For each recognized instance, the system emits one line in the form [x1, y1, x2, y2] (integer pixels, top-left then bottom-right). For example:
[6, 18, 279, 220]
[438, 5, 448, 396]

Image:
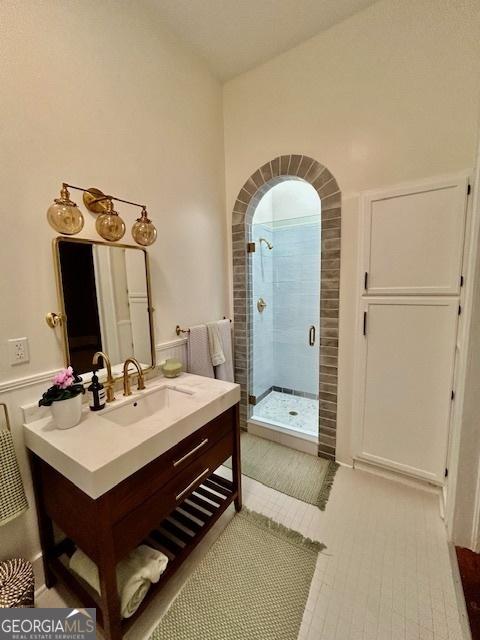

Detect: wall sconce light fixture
[46, 183, 157, 246]
[46, 185, 84, 235]
[96, 198, 126, 242]
[132, 207, 157, 246]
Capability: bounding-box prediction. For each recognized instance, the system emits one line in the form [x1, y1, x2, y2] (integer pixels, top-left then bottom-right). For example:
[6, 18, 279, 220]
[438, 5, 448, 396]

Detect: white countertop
[23, 373, 240, 499]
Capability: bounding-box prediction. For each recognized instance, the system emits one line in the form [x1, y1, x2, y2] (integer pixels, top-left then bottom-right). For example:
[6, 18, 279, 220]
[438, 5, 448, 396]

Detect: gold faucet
[123, 357, 146, 396]
[92, 351, 115, 403]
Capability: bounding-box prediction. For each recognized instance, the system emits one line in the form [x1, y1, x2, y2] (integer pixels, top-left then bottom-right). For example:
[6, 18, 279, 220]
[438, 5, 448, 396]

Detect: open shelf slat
[210, 473, 234, 491]
[180, 500, 211, 522]
[161, 518, 195, 543]
[189, 491, 219, 512]
[170, 509, 202, 533]
[203, 478, 232, 498]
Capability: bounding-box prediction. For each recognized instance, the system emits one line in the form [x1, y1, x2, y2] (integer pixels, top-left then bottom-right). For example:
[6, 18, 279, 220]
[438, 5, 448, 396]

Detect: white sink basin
[102, 385, 195, 427]
[23, 373, 240, 499]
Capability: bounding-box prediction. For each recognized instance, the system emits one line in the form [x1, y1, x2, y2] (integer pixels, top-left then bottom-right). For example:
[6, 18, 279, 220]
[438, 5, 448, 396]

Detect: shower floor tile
[252, 390, 318, 436]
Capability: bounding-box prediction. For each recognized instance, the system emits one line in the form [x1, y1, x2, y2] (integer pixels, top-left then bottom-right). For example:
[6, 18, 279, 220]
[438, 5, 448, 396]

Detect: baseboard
[353, 458, 441, 494]
[32, 551, 46, 599]
[337, 460, 353, 469]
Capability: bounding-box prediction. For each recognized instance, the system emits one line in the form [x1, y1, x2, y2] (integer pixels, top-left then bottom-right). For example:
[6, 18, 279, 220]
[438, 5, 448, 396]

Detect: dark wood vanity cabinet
[30, 403, 242, 640]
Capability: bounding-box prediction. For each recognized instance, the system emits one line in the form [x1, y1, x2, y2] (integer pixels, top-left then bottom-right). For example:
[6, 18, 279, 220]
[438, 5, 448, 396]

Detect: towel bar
[175, 325, 190, 336]
[175, 318, 232, 337]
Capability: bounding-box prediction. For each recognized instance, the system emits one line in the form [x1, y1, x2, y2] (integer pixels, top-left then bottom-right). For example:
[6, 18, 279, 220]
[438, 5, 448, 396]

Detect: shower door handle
[309, 325, 316, 346]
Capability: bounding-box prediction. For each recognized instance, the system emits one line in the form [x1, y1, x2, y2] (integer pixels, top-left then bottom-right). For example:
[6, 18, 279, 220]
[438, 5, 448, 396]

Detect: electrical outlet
[8, 337, 29, 365]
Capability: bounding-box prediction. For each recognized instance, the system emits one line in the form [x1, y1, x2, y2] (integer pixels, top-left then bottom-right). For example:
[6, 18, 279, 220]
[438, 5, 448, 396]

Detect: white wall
[0, 1, 226, 564]
[223, 0, 480, 464]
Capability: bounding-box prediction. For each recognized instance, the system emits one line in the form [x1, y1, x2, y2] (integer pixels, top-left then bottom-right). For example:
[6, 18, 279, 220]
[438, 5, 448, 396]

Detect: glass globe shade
[96, 211, 126, 242]
[132, 210, 157, 246]
[47, 188, 84, 235]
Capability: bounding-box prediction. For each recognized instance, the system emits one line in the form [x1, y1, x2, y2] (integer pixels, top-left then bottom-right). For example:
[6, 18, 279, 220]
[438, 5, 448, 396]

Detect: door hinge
[460, 275, 464, 287]
[247, 242, 256, 253]
[445, 468, 449, 478]
[467, 182, 472, 196]
[248, 394, 257, 405]
[458, 305, 462, 316]
[451, 390, 455, 401]
[363, 311, 367, 336]
[364, 272, 368, 290]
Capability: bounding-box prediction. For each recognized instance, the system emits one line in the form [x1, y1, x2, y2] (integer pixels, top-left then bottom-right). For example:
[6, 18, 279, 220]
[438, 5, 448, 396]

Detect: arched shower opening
[231, 155, 341, 460]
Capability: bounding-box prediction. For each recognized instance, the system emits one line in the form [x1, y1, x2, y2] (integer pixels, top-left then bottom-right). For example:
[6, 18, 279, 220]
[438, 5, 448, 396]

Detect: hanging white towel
[215, 319, 234, 382]
[187, 325, 215, 378]
[207, 322, 225, 367]
[70, 545, 168, 619]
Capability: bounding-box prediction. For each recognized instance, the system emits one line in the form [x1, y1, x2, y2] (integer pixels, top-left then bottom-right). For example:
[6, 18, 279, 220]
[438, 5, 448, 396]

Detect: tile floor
[37, 464, 468, 640]
[252, 390, 318, 436]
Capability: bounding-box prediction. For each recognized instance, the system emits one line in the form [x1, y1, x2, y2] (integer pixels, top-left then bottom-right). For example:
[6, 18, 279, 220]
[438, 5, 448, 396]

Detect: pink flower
[53, 366, 75, 389]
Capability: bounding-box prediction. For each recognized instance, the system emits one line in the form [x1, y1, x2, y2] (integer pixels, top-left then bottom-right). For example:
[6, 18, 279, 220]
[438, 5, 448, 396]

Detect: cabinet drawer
[112, 430, 233, 559]
[109, 406, 235, 522]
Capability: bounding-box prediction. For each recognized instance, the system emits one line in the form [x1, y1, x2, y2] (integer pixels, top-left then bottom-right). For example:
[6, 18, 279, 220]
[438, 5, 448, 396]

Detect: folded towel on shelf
[214, 319, 234, 383]
[0, 408, 28, 526]
[70, 545, 168, 619]
[207, 322, 226, 367]
[187, 325, 214, 378]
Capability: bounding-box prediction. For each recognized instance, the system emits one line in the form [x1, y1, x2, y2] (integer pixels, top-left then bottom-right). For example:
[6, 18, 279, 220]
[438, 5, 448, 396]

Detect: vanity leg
[29, 454, 56, 589]
[96, 501, 122, 640]
[232, 403, 242, 512]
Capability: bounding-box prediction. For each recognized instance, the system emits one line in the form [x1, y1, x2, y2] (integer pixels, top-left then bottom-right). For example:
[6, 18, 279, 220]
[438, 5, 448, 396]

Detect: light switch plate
[8, 337, 29, 365]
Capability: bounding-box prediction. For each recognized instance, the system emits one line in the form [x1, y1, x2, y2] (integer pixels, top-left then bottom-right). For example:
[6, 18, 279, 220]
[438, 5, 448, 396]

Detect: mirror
[53, 237, 155, 376]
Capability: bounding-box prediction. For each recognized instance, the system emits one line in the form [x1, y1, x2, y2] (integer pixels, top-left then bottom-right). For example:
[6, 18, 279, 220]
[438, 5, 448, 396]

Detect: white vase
[51, 394, 83, 430]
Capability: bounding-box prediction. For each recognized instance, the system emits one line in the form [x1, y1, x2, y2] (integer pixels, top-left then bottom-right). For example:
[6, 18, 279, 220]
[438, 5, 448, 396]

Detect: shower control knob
[257, 298, 267, 313]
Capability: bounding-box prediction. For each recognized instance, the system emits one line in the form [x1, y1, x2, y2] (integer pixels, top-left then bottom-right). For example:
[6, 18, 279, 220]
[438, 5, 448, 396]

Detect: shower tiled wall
[252, 218, 321, 399]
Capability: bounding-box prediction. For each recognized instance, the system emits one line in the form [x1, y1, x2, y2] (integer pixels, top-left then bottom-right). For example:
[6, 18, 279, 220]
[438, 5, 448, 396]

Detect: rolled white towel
[70, 545, 168, 618]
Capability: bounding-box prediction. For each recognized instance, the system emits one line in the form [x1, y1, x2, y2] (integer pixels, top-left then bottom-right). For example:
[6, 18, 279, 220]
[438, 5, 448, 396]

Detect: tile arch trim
[231, 154, 341, 460]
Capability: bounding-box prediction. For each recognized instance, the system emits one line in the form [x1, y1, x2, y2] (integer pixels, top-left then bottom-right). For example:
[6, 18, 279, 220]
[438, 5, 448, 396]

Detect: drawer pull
[176, 468, 210, 502]
[173, 438, 209, 468]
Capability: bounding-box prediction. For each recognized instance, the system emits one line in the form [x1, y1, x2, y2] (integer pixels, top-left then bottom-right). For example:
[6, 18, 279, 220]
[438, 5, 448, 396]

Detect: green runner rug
[225, 432, 338, 509]
[150, 508, 324, 640]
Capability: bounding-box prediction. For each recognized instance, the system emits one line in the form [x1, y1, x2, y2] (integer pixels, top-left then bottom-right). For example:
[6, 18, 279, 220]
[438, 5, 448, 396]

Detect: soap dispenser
[88, 371, 106, 411]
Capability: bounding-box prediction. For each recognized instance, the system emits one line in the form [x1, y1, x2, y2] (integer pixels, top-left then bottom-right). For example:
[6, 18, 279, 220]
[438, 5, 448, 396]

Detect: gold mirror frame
[52, 236, 156, 380]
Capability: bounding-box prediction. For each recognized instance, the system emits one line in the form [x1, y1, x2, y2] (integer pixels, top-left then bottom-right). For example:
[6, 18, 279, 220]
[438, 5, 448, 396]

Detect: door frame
[443, 160, 480, 547]
[352, 172, 472, 486]
[230, 154, 342, 459]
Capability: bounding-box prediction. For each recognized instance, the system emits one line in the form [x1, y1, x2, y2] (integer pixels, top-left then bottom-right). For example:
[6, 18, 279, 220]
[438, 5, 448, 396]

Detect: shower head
[259, 237, 273, 250]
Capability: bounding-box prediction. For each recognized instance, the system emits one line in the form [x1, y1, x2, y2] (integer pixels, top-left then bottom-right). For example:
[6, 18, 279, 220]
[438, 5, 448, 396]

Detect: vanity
[26, 234, 240, 639]
[25, 374, 241, 640]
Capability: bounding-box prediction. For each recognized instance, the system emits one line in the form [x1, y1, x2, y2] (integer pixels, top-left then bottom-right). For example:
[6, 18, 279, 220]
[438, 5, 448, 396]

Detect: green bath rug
[150, 508, 324, 640]
[225, 432, 338, 509]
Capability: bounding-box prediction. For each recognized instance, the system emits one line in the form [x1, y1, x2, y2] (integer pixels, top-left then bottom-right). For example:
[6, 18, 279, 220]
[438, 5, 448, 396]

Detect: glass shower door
[250, 213, 321, 438]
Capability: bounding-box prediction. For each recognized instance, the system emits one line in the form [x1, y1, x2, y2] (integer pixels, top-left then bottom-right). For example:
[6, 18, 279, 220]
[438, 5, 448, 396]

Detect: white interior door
[363, 177, 468, 295]
[354, 174, 469, 484]
[355, 298, 458, 483]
